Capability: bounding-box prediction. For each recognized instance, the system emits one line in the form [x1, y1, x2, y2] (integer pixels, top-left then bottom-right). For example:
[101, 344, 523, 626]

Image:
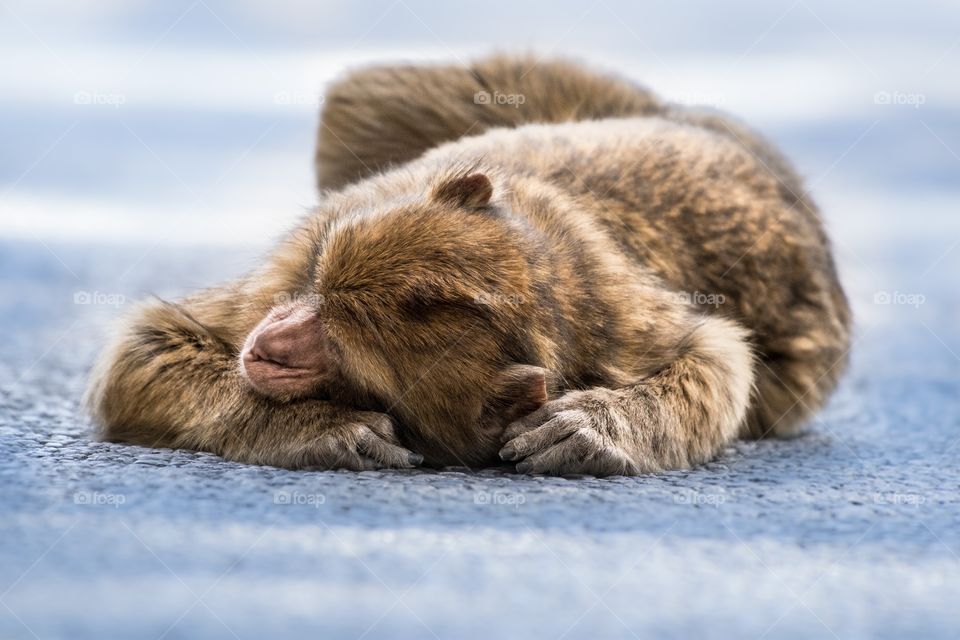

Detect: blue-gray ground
[1, 237, 958, 640]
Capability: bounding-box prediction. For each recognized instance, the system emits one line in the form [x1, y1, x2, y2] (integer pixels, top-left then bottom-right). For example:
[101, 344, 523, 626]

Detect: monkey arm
[86, 296, 421, 470]
[499, 313, 755, 475]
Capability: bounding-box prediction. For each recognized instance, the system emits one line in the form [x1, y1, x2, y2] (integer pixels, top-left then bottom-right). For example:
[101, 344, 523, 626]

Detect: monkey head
[240, 170, 555, 465]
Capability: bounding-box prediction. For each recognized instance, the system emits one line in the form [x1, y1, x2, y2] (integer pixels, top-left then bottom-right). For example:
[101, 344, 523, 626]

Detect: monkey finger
[504, 392, 591, 439]
[499, 413, 583, 461]
[335, 452, 380, 472]
[303, 438, 378, 471]
[582, 446, 638, 477]
[356, 428, 424, 468]
[502, 401, 564, 441]
[514, 428, 605, 475]
[358, 412, 403, 444]
[357, 454, 382, 471]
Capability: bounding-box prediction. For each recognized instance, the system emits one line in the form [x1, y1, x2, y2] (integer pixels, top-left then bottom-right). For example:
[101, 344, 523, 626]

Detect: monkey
[87, 55, 850, 475]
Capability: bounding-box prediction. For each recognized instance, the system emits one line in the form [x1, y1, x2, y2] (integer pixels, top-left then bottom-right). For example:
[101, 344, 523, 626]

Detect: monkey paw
[292, 411, 424, 471]
[498, 390, 644, 476]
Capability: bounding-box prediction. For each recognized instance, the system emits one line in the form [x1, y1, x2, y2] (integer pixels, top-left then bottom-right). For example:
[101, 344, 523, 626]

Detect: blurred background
[1, 0, 958, 356]
[2, 2, 959, 638]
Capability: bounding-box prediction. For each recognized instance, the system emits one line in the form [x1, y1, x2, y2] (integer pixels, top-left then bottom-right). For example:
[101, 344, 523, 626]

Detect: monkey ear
[489, 364, 552, 423]
[432, 172, 493, 209]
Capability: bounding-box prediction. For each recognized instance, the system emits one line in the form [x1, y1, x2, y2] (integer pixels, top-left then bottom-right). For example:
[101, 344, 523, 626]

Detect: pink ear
[433, 173, 493, 208]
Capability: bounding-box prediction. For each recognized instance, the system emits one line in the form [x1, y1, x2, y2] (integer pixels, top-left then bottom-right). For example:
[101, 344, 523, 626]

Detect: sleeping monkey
[87, 55, 850, 475]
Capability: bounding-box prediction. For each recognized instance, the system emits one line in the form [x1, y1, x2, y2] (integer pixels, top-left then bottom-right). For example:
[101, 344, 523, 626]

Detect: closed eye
[400, 297, 492, 325]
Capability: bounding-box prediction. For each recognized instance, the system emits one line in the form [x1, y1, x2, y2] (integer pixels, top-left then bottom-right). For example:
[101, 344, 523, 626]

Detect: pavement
[1, 234, 958, 640]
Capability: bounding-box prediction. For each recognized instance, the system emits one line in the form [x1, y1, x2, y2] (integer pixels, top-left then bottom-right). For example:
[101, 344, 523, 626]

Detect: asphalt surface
[1, 238, 958, 639]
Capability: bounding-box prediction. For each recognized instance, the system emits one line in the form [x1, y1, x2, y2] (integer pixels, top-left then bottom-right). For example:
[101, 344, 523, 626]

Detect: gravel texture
[1, 239, 958, 639]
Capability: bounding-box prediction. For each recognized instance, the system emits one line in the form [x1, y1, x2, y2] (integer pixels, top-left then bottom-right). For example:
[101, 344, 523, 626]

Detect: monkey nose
[244, 337, 286, 367]
[242, 306, 330, 373]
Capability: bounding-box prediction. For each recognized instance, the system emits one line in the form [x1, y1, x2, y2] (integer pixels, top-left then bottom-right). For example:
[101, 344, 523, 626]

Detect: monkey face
[240, 172, 552, 465]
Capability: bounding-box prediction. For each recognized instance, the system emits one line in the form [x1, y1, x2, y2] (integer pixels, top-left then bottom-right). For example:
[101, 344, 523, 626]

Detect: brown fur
[87, 55, 850, 475]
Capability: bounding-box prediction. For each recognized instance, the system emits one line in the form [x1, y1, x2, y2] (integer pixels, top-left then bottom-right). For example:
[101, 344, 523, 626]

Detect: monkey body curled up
[88, 56, 850, 475]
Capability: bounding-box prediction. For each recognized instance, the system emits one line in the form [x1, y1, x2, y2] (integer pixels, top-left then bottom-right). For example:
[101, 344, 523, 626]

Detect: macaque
[87, 55, 850, 475]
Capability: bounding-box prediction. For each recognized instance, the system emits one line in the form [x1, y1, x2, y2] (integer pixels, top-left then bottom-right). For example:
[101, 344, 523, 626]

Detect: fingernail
[516, 461, 533, 473]
[499, 446, 516, 461]
[408, 453, 424, 465]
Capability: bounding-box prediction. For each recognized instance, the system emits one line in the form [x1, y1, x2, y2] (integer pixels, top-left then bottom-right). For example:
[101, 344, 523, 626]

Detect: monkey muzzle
[240, 302, 333, 400]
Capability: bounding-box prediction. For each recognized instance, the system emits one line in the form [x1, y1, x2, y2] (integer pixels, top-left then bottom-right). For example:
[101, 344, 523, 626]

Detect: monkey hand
[497, 389, 654, 476]
[273, 405, 424, 471]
